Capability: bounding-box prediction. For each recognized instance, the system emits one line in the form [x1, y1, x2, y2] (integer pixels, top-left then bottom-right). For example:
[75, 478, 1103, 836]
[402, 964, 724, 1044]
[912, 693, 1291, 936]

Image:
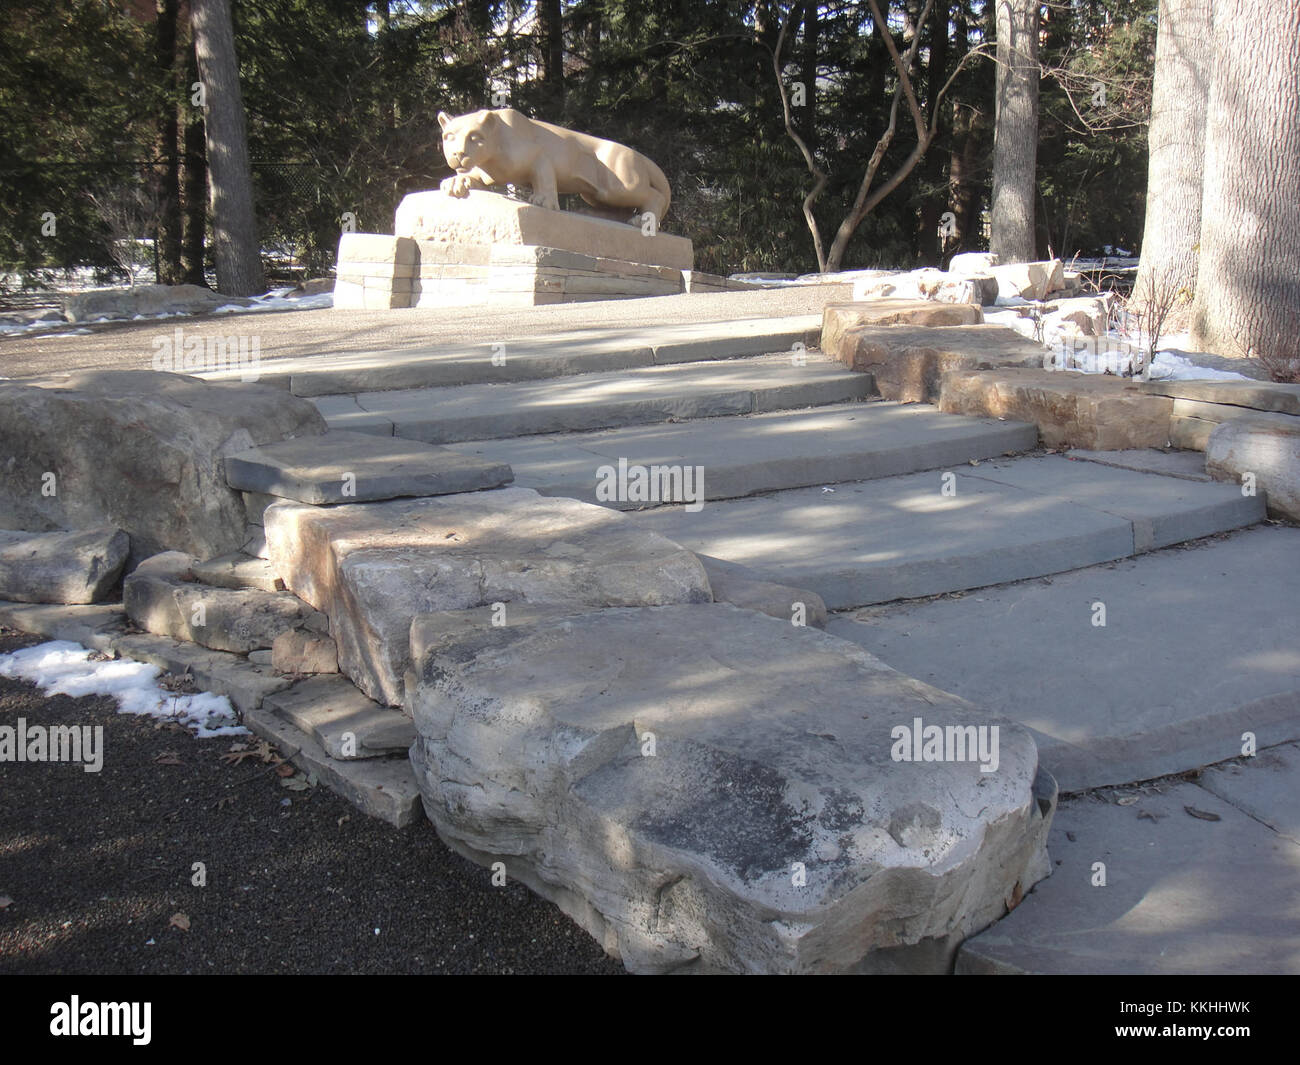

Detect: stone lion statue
[437, 108, 671, 225]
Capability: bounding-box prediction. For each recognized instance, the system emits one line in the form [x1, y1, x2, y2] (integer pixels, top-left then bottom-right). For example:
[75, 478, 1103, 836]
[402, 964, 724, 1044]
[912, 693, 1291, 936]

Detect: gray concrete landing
[957, 753, 1300, 974]
[825, 524, 1300, 792]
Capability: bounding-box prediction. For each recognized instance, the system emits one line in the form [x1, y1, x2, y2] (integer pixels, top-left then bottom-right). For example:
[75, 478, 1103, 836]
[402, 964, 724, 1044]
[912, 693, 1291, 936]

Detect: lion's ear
[482, 110, 499, 125]
[437, 111, 451, 130]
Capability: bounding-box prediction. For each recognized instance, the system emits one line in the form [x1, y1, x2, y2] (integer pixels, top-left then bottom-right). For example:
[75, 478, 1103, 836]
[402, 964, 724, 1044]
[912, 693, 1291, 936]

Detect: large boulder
[939, 368, 1174, 450]
[0, 526, 129, 604]
[1206, 412, 1300, 521]
[124, 565, 315, 654]
[821, 300, 983, 361]
[408, 603, 1055, 974]
[63, 284, 254, 323]
[264, 487, 712, 706]
[916, 270, 999, 307]
[991, 260, 1065, 302]
[0, 372, 327, 562]
[831, 324, 1046, 403]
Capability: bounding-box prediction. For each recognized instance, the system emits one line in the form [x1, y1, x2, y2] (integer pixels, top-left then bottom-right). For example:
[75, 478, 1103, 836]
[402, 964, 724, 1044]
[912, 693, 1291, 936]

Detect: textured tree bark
[948, 104, 984, 259]
[915, 0, 952, 265]
[990, 0, 1039, 263]
[1134, 0, 1211, 304]
[1190, 0, 1300, 357]
[191, 0, 265, 296]
[801, 0, 818, 150]
[154, 0, 183, 285]
[538, 0, 564, 111]
[180, 37, 208, 287]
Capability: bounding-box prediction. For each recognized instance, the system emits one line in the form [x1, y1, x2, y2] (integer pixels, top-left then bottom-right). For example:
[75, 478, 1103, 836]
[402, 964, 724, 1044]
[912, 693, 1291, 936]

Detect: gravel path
[0, 632, 622, 975]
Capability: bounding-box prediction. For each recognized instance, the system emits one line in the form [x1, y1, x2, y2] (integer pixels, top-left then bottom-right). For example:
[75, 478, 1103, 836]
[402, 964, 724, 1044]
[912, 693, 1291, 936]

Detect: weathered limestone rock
[63, 284, 253, 323]
[916, 270, 999, 307]
[0, 371, 326, 562]
[821, 300, 984, 361]
[408, 603, 1055, 974]
[124, 569, 314, 654]
[699, 556, 827, 628]
[264, 675, 412, 759]
[991, 260, 1065, 301]
[1141, 379, 1300, 417]
[1039, 295, 1112, 337]
[265, 487, 712, 706]
[1206, 413, 1300, 521]
[242, 705, 421, 826]
[0, 526, 129, 604]
[939, 369, 1174, 450]
[192, 552, 285, 592]
[272, 627, 339, 675]
[832, 324, 1046, 402]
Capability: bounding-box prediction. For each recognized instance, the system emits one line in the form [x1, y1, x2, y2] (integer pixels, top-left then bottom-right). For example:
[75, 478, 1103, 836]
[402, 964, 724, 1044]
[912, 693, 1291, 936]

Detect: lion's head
[438, 110, 501, 173]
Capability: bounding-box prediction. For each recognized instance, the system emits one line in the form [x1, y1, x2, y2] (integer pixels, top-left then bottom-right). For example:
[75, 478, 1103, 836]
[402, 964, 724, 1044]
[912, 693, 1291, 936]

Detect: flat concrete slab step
[825, 524, 1300, 791]
[243, 704, 421, 827]
[201, 316, 820, 396]
[630, 455, 1265, 610]
[313, 353, 873, 442]
[446, 403, 1038, 506]
[1064, 447, 1210, 482]
[224, 429, 513, 504]
[192, 552, 285, 592]
[264, 674, 415, 760]
[956, 772, 1300, 974]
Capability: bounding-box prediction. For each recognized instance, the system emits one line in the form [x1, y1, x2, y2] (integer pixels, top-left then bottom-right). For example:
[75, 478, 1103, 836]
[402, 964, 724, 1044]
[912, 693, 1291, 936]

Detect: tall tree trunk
[191, 0, 265, 296]
[948, 105, 983, 259]
[154, 0, 183, 284]
[1190, 0, 1300, 357]
[800, 0, 818, 149]
[1134, 0, 1211, 304]
[181, 38, 208, 287]
[537, 0, 564, 115]
[915, 0, 951, 265]
[990, 0, 1039, 262]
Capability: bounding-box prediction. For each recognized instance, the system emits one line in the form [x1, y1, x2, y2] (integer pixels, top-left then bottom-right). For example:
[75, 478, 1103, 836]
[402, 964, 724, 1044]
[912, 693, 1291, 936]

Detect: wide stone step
[445, 403, 1039, 506]
[200, 317, 820, 396]
[957, 754, 1300, 974]
[629, 455, 1266, 610]
[824, 524, 1300, 792]
[312, 353, 873, 442]
[224, 429, 513, 504]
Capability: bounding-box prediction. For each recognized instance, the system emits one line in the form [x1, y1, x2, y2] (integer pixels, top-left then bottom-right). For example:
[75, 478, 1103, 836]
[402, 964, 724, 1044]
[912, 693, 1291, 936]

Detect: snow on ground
[0, 280, 332, 338]
[983, 309, 1249, 382]
[0, 640, 246, 738]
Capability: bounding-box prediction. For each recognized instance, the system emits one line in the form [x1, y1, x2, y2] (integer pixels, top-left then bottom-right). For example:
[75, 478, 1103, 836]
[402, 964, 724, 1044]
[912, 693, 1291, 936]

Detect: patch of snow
[1148, 350, 1249, 381]
[0, 640, 246, 738]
